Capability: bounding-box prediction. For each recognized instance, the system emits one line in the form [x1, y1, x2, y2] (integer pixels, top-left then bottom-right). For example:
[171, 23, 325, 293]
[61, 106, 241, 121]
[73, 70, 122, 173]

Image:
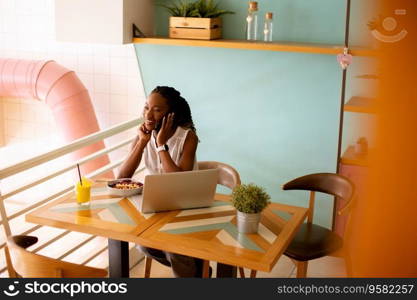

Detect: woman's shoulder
[174, 126, 198, 143]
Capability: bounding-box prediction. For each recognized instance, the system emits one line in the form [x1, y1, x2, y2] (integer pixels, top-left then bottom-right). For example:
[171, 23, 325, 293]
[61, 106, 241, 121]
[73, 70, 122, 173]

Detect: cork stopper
[248, 1, 258, 11]
[265, 12, 273, 20]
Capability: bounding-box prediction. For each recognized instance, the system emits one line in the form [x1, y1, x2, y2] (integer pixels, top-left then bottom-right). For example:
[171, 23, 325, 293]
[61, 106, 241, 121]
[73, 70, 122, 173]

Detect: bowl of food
[107, 178, 143, 197]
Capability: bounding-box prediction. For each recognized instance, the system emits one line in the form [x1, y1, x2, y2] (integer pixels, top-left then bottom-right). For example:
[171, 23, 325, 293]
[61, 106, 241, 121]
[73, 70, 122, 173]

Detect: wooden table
[26, 183, 163, 277]
[26, 184, 308, 277]
[137, 194, 308, 274]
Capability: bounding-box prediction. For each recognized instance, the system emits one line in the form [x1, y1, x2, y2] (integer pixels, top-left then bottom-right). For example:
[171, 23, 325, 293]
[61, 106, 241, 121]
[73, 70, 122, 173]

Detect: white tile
[110, 75, 128, 95]
[92, 93, 110, 113]
[1, 0, 16, 11]
[16, 15, 31, 35]
[110, 57, 128, 76]
[110, 94, 128, 114]
[58, 54, 78, 71]
[56, 42, 78, 55]
[45, 0, 54, 17]
[18, 50, 34, 59]
[93, 55, 110, 75]
[44, 16, 55, 38]
[3, 97, 19, 104]
[109, 44, 128, 57]
[20, 103, 37, 122]
[5, 103, 20, 120]
[78, 73, 94, 93]
[77, 55, 94, 74]
[128, 77, 143, 98]
[33, 51, 48, 60]
[94, 75, 110, 93]
[0, 16, 4, 34]
[127, 95, 141, 115]
[4, 49, 17, 58]
[127, 58, 140, 78]
[5, 120, 20, 137]
[109, 113, 129, 126]
[5, 136, 25, 145]
[109, 148, 128, 163]
[35, 105, 54, 124]
[20, 122, 36, 139]
[96, 112, 110, 129]
[31, 16, 47, 35]
[16, 0, 45, 15]
[31, 38, 46, 53]
[76, 44, 94, 56]
[4, 33, 17, 50]
[126, 44, 136, 58]
[93, 44, 110, 56]
[35, 124, 50, 139]
[16, 34, 32, 51]
[3, 15, 17, 34]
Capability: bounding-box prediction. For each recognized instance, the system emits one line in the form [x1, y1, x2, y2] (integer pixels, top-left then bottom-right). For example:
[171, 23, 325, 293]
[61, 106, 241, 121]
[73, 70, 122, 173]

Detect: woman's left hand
[156, 113, 175, 146]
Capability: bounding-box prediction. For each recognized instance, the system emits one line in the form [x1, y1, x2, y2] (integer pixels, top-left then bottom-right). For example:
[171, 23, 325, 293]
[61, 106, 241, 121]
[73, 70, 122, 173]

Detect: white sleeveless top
[143, 126, 198, 174]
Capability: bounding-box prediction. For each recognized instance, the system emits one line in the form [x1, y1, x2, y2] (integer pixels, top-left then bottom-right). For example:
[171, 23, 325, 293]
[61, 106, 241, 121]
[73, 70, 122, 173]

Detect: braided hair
[151, 86, 197, 133]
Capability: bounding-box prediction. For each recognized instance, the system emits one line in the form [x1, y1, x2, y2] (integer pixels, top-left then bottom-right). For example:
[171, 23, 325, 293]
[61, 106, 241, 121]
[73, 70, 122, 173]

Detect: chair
[144, 161, 241, 278]
[238, 172, 354, 278]
[282, 173, 354, 277]
[5, 235, 108, 278]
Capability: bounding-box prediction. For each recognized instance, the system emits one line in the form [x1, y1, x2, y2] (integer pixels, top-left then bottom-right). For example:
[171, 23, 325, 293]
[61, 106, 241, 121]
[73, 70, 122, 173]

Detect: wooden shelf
[133, 37, 345, 55]
[341, 146, 369, 167]
[344, 97, 376, 114]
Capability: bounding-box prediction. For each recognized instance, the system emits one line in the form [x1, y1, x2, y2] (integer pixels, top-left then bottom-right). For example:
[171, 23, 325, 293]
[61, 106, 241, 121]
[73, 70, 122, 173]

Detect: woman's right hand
[137, 123, 151, 147]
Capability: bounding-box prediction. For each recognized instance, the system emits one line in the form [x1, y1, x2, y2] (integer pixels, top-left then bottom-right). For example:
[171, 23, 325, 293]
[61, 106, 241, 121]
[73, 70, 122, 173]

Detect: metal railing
[0, 117, 144, 276]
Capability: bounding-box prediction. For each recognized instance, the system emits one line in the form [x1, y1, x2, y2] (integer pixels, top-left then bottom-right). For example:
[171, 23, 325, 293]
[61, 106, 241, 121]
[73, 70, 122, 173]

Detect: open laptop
[139, 169, 218, 213]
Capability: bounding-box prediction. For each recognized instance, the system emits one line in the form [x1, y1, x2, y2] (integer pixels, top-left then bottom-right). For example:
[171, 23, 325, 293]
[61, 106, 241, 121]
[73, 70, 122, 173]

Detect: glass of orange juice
[75, 177, 93, 206]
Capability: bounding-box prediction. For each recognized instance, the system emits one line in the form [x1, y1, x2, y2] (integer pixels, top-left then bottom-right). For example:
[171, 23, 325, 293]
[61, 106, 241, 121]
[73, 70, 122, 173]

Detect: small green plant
[231, 184, 271, 214]
[161, 0, 234, 18]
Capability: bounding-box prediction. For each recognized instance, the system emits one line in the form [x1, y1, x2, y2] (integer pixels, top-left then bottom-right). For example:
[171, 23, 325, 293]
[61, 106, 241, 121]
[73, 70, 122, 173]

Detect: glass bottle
[263, 12, 273, 42]
[246, 2, 258, 40]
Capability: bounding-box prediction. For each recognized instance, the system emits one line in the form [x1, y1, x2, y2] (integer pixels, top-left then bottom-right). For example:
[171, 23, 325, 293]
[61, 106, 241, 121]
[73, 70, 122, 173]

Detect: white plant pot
[236, 211, 261, 234]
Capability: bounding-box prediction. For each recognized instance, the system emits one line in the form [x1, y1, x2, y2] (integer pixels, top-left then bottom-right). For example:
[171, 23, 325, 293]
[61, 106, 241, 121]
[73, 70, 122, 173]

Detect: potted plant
[231, 183, 271, 234]
[161, 0, 234, 40]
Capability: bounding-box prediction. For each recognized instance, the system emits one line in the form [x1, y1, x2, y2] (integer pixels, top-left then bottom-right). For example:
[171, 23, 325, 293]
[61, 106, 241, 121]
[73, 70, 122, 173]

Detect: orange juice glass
[75, 177, 93, 205]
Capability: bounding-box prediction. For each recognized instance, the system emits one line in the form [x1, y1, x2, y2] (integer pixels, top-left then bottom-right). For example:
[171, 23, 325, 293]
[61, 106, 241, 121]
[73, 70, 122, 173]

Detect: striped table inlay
[48, 187, 147, 226]
[157, 205, 281, 253]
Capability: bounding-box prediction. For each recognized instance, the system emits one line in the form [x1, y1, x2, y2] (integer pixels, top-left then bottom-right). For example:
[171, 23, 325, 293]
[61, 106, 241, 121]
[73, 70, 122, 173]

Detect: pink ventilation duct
[0, 58, 113, 177]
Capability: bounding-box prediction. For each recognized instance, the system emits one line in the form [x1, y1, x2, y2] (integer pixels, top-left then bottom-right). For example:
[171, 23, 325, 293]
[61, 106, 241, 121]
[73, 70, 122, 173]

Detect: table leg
[108, 239, 129, 278]
[216, 263, 237, 278]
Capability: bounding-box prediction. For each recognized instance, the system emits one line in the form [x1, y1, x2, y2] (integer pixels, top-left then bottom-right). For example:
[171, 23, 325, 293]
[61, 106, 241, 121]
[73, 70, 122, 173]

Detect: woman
[118, 86, 204, 277]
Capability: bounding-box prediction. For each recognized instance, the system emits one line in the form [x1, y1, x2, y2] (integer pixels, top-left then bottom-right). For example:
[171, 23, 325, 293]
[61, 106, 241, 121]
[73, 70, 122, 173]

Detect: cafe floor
[129, 255, 347, 278]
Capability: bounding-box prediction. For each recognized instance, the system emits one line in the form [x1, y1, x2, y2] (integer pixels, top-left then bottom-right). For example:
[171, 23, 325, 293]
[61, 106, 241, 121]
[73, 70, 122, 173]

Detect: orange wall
[347, 0, 417, 277]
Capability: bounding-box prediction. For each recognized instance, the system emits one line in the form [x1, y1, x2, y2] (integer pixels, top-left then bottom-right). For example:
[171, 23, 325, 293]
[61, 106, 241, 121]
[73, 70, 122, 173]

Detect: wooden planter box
[169, 17, 222, 40]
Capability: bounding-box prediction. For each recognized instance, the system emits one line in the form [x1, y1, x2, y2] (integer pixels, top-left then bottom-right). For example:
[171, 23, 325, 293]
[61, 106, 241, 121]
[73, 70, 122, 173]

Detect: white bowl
[107, 178, 143, 197]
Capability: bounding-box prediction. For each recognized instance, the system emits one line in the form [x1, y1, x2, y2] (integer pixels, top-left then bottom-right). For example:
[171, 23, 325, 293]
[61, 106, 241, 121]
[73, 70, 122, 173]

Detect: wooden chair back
[6, 235, 108, 278]
[198, 161, 241, 190]
[283, 173, 354, 223]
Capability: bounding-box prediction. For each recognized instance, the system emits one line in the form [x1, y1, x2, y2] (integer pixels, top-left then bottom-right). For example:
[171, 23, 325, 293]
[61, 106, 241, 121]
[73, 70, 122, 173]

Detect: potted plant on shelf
[231, 183, 271, 234]
[161, 0, 234, 40]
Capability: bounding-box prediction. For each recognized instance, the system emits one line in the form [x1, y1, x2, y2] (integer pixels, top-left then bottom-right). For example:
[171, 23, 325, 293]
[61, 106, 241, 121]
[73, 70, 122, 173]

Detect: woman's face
[143, 93, 170, 131]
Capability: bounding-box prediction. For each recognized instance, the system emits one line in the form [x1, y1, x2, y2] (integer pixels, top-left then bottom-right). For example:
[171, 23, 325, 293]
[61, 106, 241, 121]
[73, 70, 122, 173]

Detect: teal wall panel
[155, 0, 346, 44]
[135, 0, 346, 228]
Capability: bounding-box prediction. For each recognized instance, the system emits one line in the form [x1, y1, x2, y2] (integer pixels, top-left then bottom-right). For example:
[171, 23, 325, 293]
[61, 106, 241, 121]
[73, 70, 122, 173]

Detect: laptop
[139, 169, 218, 213]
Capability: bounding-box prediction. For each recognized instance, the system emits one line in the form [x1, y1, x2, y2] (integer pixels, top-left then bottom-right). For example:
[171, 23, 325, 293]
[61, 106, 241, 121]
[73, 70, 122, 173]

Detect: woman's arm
[158, 130, 198, 173]
[117, 124, 151, 178]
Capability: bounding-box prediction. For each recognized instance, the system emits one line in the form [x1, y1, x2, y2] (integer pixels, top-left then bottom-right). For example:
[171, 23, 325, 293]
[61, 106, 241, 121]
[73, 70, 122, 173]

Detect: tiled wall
[0, 0, 146, 162]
